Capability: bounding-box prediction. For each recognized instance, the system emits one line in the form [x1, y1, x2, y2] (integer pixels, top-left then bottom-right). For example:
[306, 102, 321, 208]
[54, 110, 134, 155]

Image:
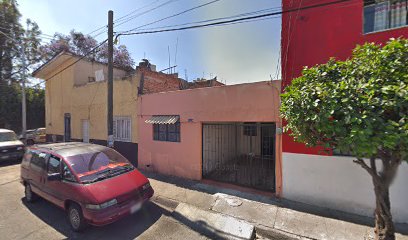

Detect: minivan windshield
[0, 132, 18, 142]
[65, 148, 134, 183]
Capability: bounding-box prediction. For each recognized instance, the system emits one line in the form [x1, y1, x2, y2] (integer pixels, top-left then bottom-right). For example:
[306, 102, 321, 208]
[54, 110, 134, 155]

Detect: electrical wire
[115, 0, 177, 28]
[29, 39, 108, 89]
[43, 39, 108, 81]
[288, 0, 305, 83]
[89, 0, 178, 38]
[32, 0, 356, 88]
[118, 0, 353, 36]
[131, 6, 282, 32]
[121, 0, 222, 33]
[0, 25, 55, 42]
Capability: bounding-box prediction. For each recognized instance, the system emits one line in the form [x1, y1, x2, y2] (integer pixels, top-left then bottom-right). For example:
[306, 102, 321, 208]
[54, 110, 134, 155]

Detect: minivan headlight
[86, 199, 117, 210]
[17, 146, 24, 151]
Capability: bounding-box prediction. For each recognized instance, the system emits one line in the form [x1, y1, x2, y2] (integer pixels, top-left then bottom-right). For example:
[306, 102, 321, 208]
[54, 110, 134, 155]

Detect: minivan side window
[62, 163, 76, 182]
[30, 151, 47, 170]
[48, 155, 61, 174]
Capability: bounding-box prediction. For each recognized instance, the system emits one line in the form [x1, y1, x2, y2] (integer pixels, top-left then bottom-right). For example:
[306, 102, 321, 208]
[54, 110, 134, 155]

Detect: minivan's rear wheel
[68, 203, 88, 232]
[25, 184, 38, 202]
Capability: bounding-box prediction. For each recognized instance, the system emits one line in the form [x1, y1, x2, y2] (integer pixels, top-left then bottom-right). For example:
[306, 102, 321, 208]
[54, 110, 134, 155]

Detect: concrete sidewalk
[143, 171, 408, 240]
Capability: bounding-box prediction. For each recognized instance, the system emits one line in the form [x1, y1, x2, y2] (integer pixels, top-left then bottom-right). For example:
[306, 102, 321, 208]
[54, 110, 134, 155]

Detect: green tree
[280, 38, 407, 240]
[0, 0, 44, 132]
[0, 0, 23, 83]
[0, 0, 43, 83]
[40, 30, 135, 70]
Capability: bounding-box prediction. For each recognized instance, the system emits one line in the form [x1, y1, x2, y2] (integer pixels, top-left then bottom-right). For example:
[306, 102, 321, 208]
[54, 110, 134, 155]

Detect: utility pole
[21, 25, 27, 144]
[107, 10, 114, 147]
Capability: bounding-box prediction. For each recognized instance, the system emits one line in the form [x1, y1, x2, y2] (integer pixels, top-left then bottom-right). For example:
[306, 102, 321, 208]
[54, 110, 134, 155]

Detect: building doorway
[64, 113, 71, 142]
[202, 123, 276, 192]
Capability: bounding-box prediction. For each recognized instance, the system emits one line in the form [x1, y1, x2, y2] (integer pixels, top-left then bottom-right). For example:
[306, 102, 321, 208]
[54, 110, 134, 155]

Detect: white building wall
[282, 153, 408, 223]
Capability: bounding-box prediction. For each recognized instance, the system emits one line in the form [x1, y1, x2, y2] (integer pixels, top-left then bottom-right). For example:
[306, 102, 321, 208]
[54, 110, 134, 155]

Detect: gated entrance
[202, 123, 276, 192]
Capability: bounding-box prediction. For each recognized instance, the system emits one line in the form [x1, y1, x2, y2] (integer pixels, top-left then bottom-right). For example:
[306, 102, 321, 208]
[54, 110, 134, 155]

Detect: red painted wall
[281, 0, 408, 154]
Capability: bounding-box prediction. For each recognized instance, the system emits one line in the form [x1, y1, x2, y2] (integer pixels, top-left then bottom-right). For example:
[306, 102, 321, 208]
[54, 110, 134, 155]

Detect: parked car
[0, 129, 25, 162]
[20, 142, 154, 231]
[19, 128, 46, 145]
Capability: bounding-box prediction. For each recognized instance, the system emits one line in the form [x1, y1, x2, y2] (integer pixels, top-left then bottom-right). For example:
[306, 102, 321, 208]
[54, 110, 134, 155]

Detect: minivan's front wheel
[68, 204, 88, 232]
[25, 184, 38, 203]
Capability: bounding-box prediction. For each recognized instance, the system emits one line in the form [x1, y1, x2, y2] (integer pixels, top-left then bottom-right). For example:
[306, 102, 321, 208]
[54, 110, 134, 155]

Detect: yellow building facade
[33, 52, 140, 164]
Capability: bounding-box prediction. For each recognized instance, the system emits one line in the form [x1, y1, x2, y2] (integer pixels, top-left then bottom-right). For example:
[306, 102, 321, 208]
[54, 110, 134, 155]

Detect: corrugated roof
[145, 115, 179, 124]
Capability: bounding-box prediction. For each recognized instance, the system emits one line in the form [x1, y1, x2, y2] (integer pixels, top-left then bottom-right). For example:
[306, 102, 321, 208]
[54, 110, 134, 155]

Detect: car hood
[83, 169, 149, 203]
[0, 140, 24, 148]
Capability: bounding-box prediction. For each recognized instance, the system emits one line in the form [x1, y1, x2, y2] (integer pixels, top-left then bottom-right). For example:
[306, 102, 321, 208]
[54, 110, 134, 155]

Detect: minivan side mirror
[47, 173, 61, 181]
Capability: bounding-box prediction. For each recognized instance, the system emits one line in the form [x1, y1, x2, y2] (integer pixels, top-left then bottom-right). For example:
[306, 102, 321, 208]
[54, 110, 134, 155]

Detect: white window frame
[113, 116, 132, 142]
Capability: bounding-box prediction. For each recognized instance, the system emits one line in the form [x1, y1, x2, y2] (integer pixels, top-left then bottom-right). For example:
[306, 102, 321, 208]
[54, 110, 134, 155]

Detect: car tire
[68, 203, 88, 232]
[27, 139, 34, 146]
[25, 184, 38, 203]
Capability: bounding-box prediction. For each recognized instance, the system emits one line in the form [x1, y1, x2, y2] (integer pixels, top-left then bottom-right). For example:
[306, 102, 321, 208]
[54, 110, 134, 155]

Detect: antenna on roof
[174, 37, 178, 73]
[168, 46, 171, 74]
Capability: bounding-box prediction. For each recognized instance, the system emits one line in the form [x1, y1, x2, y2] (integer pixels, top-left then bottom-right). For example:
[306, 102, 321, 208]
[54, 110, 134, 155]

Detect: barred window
[113, 116, 131, 142]
[153, 122, 180, 142]
[364, 0, 408, 33]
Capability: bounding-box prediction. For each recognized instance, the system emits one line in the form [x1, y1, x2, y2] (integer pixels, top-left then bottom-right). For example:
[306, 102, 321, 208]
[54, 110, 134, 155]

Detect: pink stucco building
[138, 81, 283, 196]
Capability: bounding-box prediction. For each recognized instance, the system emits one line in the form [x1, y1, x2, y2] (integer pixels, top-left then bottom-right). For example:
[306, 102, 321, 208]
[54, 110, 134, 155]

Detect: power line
[89, 0, 178, 38]
[0, 25, 55, 41]
[89, 0, 172, 35]
[122, 0, 222, 33]
[115, 0, 161, 23]
[118, 0, 353, 36]
[44, 39, 108, 81]
[29, 39, 108, 89]
[131, 6, 281, 32]
[115, 0, 178, 28]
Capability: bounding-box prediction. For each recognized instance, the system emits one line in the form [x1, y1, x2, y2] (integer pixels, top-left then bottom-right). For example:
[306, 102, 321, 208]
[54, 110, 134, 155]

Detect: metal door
[202, 123, 276, 192]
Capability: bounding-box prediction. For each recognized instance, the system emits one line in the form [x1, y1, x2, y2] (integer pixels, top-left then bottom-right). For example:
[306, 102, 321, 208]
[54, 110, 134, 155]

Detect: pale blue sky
[19, 0, 281, 84]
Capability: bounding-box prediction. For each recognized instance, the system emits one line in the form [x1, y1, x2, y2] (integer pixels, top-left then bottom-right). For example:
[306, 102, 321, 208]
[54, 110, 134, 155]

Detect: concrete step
[174, 202, 255, 240]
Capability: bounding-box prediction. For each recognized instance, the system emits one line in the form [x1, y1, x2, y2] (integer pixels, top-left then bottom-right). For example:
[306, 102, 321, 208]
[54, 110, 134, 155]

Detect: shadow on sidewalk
[142, 170, 408, 235]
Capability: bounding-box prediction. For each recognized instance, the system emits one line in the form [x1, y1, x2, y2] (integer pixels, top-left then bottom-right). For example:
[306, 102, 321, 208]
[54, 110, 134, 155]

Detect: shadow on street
[21, 198, 163, 240]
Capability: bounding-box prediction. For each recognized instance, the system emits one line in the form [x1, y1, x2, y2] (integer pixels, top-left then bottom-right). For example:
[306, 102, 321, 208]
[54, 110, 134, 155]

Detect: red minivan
[20, 142, 154, 231]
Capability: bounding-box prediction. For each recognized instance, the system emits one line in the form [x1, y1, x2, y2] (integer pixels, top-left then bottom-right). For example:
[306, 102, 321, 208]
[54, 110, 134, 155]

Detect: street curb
[151, 195, 180, 210]
[255, 226, 313, 240]
[174, 202, 255, 240]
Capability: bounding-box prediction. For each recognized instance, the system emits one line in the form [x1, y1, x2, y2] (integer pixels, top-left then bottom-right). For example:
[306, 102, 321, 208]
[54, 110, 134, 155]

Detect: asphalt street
[0, 161, 209, 240]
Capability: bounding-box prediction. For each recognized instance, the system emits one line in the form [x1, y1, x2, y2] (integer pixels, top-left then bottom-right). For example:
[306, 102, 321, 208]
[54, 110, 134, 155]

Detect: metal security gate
[202, 123, 276, 192]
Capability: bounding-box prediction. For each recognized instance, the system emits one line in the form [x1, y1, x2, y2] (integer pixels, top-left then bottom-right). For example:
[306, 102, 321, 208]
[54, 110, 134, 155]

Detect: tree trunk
[354, 157, 401, 240]
[372, 176, 395, 240]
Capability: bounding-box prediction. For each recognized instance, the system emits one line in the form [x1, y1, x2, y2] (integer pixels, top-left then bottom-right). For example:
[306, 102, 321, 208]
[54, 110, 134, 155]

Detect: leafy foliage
[0, 0, 45, 132]
[40, 30, 135, 69]
[281, 38, 408, 161]
[0, 83, 45, 132]
[0, 0, 43, 83]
